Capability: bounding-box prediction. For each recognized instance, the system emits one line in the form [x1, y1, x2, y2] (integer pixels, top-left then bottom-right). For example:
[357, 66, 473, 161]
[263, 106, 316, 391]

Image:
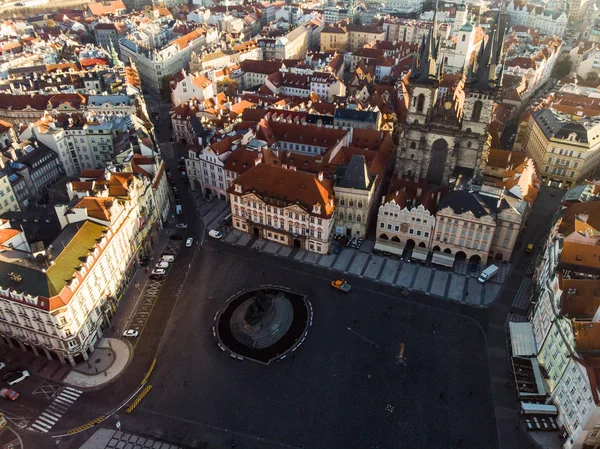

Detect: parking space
[126, 239, 182, 335]
[395, 264, 416, 287]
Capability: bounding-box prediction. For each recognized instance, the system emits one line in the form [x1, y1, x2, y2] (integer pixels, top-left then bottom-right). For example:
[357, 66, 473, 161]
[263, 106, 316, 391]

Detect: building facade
[229, 164, 335, 254]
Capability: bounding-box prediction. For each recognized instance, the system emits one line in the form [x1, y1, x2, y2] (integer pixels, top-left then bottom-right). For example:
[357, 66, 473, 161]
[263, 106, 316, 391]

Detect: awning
[521, 402, 558, 416]
[432, 252, 455, 268]
[509, 322, 537, 357]
[374, 241, 404, 256]
[411, 247, 428, 262]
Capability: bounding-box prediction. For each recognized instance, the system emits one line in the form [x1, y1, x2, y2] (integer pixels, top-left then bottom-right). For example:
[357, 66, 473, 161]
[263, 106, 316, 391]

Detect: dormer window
[234, 184, 242, 193]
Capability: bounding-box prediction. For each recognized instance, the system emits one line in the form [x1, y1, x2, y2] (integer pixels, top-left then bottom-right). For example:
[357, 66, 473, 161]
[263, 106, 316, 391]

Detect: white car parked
[161, 255, 175, 263]
[123, 329, 139, 338]
[7, 370, 29, 386]
[155, 261, 169, 269]
[151, 268, 166, 276]
[208, 230, 223, 239]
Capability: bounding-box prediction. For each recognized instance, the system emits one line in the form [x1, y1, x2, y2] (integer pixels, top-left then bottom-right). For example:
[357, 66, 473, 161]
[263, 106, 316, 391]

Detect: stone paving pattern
[80, 429, 183, 449]
[222, 229, 508, 307]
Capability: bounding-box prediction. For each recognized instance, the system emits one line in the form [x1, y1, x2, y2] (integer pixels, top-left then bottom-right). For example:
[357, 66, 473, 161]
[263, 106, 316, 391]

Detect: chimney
[437, 191, 441, 203]
[318, 171, 324, 181]
[417, 187, 422, 197]
[7, 148, 17, 161]
[254, 155, 262, 165]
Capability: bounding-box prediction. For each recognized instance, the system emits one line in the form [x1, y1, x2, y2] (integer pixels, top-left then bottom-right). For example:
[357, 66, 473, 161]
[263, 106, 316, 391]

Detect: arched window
[358, 201, 363, 208]
[340, 198, 345, 205]
[410, 141, 417, 149]
[347, 213, 353, 221]
[357, 215, 361, 222]
[339, 212, 344, 219]
[416, 94, 425, 113]
[349, 200, 354, 207]
[461, 34, 466, 42]
[471, 100, 483, 122]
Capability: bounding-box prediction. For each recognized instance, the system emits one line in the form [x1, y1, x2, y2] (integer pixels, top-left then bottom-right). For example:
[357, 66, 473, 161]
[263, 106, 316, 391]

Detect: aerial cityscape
[0, 0, 596, 447]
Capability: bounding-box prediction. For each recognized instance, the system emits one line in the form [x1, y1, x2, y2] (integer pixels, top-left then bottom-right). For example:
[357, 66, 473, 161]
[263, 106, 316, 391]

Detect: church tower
[462, 12, 505, 181]
[396, 0, 446, 180]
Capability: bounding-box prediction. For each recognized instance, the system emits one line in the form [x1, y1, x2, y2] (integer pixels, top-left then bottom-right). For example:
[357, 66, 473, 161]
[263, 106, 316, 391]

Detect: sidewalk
[63, 338, 132, 390]
[225, 228, 506, 307]
[80, 428, 185, 449]
[188, 191, 506, 307]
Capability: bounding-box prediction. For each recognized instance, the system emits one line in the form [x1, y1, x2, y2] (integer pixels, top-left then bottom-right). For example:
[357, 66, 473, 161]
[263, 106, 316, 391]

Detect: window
[416, 94, 425, 113]
[471, 100, 483, 121]
[380, 222, 384, 228]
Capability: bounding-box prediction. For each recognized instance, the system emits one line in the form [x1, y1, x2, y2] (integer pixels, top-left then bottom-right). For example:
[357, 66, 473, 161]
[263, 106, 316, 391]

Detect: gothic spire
[410, 0, 441, 85]
[465, 12, 505, 91]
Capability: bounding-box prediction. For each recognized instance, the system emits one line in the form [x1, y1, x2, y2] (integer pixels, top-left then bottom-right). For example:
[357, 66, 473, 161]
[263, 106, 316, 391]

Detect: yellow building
[525, 108, 600, 189]
[320, 23, 348, 52]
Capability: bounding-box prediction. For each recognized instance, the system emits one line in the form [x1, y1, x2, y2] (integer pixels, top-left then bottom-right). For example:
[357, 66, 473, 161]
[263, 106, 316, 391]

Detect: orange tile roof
[573, 321, 600, 351]
[74, 197, 114, 221]
[0, 228, 20, 246]
[560, 240, 600, 271]
[561, 278, 600, 318]
[229, 163, 334, 218]
[172, 28, 206, 50]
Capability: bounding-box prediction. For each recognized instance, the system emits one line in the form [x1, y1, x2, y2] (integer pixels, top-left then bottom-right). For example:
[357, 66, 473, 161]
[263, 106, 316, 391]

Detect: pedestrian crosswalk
[29, 387, 82, 433]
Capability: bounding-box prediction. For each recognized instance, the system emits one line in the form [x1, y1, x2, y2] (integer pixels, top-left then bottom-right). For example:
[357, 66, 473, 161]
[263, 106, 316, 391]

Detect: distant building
[334, 108, 381, 130]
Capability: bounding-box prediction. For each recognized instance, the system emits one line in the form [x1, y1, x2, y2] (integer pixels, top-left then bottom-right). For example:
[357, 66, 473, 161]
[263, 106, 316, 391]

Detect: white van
[161, 255, 175, 263]
[208, 230, 223, 239]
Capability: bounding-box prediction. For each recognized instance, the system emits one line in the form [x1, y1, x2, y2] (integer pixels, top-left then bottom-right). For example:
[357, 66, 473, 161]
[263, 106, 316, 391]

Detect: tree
[217, 77, 240, 96]
[552, 56, 572, 79]
[587, 71, 600, 85]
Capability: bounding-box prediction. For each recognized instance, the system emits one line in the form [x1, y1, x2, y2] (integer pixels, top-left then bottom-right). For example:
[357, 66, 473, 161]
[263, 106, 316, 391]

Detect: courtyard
[125, 245, 498, 449]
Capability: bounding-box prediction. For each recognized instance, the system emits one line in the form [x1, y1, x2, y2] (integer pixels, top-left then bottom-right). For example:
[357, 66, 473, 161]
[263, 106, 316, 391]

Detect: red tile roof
[229, 163, 334, 218]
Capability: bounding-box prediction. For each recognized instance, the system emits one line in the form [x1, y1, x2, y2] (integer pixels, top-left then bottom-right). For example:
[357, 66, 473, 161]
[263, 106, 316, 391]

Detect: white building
[119, 28, 208, 93]
[186, 136, 238, 201]
[170, 70, 215, 107]
[31, 114, 133, 177]
[507, 3, 568, 37]
[0, 161, 168, 366]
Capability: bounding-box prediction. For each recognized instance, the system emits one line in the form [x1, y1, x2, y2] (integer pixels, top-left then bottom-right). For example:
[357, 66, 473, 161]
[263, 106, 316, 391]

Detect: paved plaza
[223, 229, 508, 307]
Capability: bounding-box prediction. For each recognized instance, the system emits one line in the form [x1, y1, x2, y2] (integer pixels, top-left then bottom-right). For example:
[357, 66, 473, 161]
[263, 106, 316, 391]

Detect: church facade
[394, 10, 505, 187]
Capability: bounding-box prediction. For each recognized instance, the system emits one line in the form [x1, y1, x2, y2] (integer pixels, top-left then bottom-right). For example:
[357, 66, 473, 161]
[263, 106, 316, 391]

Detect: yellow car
[331, 279, 351, 292]
[526, 243, 534, 253]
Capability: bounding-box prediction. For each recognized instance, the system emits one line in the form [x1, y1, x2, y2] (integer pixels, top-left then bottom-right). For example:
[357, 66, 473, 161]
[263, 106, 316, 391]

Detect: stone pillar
[67, 354, 76, 367]
[31, 345, 39, 356]
[17, 340, 25, 353]
[43, 348, 52, 361]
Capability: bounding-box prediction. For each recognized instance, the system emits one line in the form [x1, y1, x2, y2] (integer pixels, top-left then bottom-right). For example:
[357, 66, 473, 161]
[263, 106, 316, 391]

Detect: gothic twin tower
[395, 5, 506, 187]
